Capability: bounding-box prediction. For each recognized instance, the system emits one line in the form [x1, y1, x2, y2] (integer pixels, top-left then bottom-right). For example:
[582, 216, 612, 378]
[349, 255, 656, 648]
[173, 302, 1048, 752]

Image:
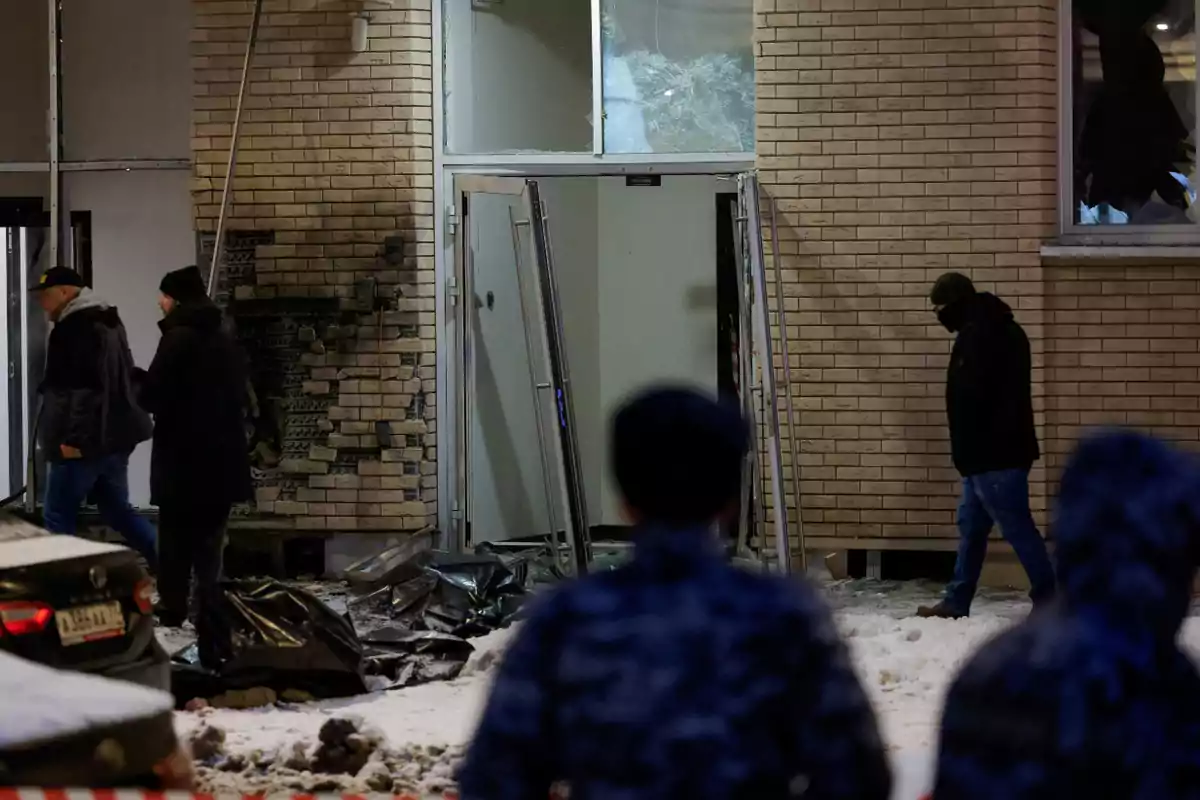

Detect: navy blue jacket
[933, 431, 1200, 799]
[457, 527, 891, 800]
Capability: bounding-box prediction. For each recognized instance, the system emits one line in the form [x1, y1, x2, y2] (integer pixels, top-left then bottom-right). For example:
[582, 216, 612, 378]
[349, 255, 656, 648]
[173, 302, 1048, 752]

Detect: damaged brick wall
[191, 0, 436, 532]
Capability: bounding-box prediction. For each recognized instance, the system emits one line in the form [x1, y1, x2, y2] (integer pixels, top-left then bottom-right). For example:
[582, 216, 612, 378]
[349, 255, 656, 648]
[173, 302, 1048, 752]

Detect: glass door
[2, 225, 50, 510]
[453, 176, 592, 575]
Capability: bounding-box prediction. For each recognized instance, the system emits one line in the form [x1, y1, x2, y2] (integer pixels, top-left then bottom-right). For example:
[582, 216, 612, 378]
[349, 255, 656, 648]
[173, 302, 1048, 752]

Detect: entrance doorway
[449, 173, 745, 565]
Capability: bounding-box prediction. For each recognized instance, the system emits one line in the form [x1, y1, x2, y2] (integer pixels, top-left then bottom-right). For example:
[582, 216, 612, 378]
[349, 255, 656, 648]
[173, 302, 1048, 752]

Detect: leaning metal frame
[734, 173, 797, 575]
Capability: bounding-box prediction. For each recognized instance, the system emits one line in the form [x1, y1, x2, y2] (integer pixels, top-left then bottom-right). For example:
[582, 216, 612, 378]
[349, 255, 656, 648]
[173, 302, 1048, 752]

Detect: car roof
[0, 514, 127, 571]
[0, 649, 172, 752]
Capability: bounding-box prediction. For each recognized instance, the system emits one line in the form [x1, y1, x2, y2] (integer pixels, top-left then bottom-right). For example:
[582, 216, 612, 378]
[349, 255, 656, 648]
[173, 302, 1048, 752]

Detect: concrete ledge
[1041, 244, 1200, 264]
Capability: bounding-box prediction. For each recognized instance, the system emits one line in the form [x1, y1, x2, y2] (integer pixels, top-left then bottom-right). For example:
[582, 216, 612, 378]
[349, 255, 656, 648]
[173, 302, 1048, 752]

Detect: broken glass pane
[601, 0, 755, 154]
[1073, 0, 1197, 225]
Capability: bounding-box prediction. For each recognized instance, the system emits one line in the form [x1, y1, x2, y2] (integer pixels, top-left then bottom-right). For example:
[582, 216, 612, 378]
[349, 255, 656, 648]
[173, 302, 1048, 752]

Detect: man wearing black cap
[917, 272, 1055, 619]
[137, 266, 249, 661]
[33, 267, 156, 565]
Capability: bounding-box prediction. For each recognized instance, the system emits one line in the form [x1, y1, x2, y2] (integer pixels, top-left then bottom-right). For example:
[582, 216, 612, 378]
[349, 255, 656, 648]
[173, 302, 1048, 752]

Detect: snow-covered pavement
[166, 580, 1200, 798]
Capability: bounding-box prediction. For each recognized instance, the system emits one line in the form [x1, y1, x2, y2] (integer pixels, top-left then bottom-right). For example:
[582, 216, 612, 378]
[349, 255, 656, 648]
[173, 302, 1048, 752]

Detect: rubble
[193, 716, 466, 796]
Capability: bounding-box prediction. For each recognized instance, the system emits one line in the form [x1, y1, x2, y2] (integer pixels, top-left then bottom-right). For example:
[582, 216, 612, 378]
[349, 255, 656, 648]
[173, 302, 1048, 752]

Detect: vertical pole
[767, 194, 806, 573]
[590, 0, 603, 155]
[209, 0, 265, 298]
[48, 0, 61, 267]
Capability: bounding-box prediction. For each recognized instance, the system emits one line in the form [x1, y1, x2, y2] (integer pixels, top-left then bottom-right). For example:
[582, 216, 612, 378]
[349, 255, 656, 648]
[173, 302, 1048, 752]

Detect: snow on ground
[162, 580, 1200, 799]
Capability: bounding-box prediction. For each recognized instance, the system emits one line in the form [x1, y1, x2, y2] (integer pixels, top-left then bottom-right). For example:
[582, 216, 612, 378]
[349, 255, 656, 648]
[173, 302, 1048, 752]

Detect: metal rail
[208, 0, 264, 298]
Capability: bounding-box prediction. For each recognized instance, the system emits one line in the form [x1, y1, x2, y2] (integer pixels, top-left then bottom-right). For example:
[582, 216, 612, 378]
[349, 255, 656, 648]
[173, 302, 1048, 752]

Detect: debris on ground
[192, 715, 465, 796]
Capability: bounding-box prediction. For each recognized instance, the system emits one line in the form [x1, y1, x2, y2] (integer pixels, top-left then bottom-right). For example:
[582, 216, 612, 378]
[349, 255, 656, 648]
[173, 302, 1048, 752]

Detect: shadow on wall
[762, 199, 1050, 542]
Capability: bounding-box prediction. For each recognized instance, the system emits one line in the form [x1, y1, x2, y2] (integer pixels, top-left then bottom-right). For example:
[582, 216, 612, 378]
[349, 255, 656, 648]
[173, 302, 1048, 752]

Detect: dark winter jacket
[932, 431, 1200, 800]
[457, 527, 891, 800]
[40, 290, 152, 462]
[137, 300, 251, 510]
[945, 292, 1039, 477]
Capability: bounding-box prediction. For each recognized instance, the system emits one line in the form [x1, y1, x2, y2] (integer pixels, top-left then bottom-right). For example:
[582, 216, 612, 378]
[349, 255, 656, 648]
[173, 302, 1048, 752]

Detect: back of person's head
[611, 386, 749, 527]
[929, 272, 976, 307]
[1055, 429, 1200, 636]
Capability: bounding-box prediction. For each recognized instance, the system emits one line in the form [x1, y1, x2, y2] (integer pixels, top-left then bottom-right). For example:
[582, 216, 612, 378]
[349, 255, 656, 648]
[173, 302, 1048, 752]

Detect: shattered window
[601, 0, 755, 154]
[1072, 0, 1198, 226]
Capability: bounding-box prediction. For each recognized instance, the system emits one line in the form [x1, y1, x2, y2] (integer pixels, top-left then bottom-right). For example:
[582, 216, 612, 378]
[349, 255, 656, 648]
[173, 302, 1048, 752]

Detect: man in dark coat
[918, 273, 1055, 619]
[457, 387, 891, 800]
[932, 430, 1200, 799]
[33, 267, 156, 565]
[138, 266, 250, 664]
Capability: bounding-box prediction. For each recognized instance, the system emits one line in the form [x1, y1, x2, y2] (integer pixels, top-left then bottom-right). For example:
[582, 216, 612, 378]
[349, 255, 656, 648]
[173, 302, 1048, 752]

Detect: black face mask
[937, 301, 967, 333]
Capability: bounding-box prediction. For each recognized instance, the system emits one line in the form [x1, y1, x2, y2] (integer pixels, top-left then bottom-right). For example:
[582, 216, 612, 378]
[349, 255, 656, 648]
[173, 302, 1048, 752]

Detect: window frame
[1057, 0, 1200, 245]
[440, 0, 756, 159]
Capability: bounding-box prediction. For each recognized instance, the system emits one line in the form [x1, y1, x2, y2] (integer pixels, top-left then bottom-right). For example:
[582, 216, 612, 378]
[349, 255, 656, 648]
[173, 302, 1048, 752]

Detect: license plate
[55, 601, 125, 646]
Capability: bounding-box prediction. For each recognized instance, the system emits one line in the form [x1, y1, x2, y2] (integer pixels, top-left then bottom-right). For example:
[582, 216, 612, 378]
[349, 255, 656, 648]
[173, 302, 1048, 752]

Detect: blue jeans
[944, 468, 1055, 615]
[44, 454, 158, 569]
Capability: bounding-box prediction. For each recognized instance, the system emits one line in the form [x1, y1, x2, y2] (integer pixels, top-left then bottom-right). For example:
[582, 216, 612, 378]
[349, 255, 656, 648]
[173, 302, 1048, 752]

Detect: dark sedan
[0, 513, 169, 691]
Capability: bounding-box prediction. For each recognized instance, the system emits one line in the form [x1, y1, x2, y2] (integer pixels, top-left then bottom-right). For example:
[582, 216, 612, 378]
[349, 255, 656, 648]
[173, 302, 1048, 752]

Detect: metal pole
[47, 0, 61, 267]
[208, 0, 264, 298]
[767, 192, 806, 573]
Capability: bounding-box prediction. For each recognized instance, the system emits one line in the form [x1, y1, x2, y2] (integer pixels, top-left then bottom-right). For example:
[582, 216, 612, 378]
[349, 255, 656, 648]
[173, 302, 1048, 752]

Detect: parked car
[0, 647, 192, 789]
[0, 512, 169, 691]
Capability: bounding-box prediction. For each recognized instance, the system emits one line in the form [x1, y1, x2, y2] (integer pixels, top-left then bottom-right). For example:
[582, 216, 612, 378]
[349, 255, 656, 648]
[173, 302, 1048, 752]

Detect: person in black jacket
[458, 388, 891, 800]
[33, 267, 156, 565]
[932, 431, 1200, 799]
[917, 273, 1055, 619]
[139, 266, 250, 665]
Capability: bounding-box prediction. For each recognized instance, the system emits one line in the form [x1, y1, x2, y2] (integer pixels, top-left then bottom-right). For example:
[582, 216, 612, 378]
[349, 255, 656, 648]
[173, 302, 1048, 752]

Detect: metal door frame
[450, 175, 591, 574]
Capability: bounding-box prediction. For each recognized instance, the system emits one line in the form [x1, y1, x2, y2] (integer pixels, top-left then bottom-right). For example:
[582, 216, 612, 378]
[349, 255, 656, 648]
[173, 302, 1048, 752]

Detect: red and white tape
[0, 793, 460, 800]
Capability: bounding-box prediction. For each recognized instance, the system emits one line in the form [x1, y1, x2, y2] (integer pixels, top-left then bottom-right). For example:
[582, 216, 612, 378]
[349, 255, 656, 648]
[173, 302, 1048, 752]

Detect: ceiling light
[1156, 22, 1170, 31]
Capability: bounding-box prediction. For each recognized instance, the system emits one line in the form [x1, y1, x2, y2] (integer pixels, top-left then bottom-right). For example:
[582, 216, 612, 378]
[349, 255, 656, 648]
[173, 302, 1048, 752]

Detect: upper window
[601, 0, 754, 154]
[1066, 0, 1198, 238]
[441, 0, 754, 157]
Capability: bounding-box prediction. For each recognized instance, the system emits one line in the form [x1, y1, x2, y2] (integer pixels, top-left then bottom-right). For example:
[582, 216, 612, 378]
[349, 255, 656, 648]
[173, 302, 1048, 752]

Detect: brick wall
[191, 0, 437, 533]
[755, 0, 1059, 550]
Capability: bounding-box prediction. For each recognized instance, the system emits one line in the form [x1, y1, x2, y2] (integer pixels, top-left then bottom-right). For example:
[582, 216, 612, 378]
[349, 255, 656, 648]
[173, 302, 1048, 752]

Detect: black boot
[916, 601, 967, 620]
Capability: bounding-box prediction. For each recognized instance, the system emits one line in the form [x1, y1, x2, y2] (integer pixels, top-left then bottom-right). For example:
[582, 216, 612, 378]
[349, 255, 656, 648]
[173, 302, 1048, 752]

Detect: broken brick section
[190, 0, 436, 533]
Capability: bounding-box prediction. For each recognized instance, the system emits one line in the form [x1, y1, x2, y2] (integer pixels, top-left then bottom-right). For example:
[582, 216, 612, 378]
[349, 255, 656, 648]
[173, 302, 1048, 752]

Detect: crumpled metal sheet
[342, 527, 437, 589]
[169, 579, 476, 705]
[361, 628, 475, 690]
[386, 551, 528, 639]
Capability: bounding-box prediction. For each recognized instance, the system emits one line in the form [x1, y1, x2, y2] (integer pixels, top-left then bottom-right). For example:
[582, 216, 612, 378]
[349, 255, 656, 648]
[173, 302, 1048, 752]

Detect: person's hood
[963, 291, 1013, 327]
[160, 299, 222, 334]
[1054, 430, 1200, 641]
[57, 288, 117, 326]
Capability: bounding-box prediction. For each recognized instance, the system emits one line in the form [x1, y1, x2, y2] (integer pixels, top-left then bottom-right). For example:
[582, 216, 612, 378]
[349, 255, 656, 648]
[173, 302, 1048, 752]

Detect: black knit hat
[159, 266, 208, 304]
[930, 272, 976, 307]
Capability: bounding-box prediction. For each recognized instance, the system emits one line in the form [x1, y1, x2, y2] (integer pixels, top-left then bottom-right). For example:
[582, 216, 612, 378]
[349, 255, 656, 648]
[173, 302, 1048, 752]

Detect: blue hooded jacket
[933, 430, 1200, 799]
[456, 527, 891, 800]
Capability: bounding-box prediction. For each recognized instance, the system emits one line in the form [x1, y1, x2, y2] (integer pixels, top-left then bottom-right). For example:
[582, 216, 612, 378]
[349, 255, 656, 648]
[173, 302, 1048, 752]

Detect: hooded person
[137, 266, 250, 665]
[33, 266, 157, 566]
[917, 272, 1055, 619]
[931, 430, 1200, 799]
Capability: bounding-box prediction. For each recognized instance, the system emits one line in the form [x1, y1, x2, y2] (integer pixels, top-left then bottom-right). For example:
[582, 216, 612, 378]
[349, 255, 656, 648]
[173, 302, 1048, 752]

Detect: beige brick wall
[755, 0, 1059, 549]
[190, 0, 436, 532]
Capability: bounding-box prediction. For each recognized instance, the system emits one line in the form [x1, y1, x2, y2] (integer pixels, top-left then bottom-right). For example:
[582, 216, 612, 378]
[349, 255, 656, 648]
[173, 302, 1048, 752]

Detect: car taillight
[134, 578, 154, 615]
[0, 601, 54, 636]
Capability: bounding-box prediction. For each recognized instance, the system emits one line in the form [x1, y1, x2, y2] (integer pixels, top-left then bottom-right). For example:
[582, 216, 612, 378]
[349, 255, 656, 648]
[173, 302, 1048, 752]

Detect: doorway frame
[435, 161, 753, 549]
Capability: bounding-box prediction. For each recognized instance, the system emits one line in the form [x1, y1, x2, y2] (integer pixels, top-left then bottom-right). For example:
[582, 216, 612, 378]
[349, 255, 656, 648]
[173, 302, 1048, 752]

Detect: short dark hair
[930, 272, 976, 307]
[611, 386, 749, 526]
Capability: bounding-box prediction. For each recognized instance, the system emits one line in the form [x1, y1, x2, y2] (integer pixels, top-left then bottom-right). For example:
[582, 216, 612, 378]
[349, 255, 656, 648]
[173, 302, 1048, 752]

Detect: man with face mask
[917, 273, 1054, 619]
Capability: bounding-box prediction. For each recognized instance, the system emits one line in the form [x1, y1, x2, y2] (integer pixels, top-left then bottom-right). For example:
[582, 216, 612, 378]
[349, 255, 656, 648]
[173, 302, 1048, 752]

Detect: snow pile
[172, 581, 1200, 800]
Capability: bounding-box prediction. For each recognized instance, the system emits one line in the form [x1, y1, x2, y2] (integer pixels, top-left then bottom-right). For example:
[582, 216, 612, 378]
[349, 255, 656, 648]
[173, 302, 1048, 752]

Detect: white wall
[61, 0, 191, 161]
[596, 176, 720, 523]
[444, 0, 592, 154]
[466, 175, 721, 536]
[65, 171, 195, 507]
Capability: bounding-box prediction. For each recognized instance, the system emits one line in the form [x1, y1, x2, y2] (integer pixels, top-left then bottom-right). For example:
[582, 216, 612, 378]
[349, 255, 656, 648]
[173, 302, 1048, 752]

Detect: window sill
[1040, 244, 1200, 265]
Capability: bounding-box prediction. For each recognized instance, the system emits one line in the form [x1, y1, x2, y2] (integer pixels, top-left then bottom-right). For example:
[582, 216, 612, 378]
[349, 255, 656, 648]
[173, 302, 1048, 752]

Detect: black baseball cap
[30, 267, 85, 292]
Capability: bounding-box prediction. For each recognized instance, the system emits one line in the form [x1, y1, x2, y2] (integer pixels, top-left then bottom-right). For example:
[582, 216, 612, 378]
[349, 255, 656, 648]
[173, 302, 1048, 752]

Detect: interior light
[1156, 22, 1170, 31]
